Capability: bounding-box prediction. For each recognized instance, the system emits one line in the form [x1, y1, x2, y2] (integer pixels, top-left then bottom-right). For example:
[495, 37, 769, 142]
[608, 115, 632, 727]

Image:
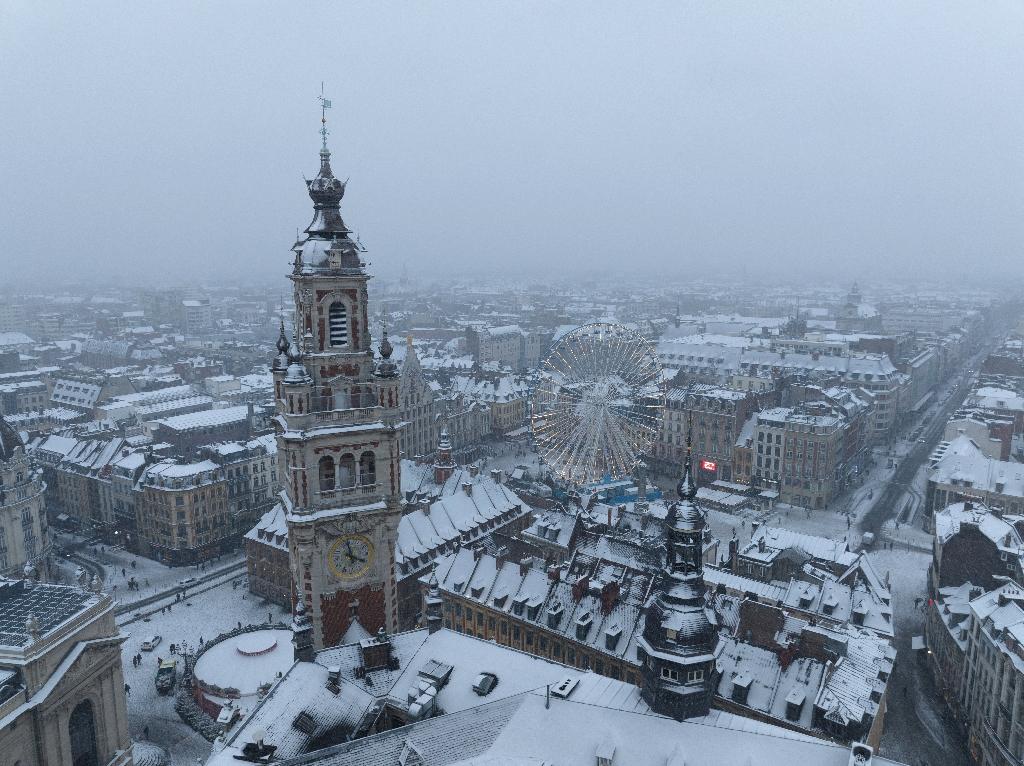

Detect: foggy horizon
[3, 2, 1023, 287]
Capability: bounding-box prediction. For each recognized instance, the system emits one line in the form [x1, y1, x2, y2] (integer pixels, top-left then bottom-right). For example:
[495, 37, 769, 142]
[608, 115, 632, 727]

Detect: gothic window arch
[318, 456, 335, 492]
[69, 699, 99, 766]
[359, 451, 376, 486]
[338, 454, 356, 489]
[328, 302, 349, 348]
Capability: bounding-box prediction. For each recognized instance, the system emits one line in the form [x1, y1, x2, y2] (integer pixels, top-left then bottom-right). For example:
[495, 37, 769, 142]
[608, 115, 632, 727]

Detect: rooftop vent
[238, 727, 276, 762]
[418, 659, 454, 688]
[849, 743, 873, 765]
[595, 738, 616, 766]
[550, 676, 579, 698]
[785, 689, 806, 721]
[399, 740, 425, 766]
[473, 672, 498, 696]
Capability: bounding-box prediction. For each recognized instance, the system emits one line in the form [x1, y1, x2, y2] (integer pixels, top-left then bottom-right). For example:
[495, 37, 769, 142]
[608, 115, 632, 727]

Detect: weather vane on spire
[318, 82, 332, 149]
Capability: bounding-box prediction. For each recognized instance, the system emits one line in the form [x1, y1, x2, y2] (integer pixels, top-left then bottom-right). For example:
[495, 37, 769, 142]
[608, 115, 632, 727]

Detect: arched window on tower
[359, 451, 376, 486]
[338, 453, 356, 488]
[328, 302, 348, 348]
[69, 699, 99, 766]
[318, 456, 335, 492]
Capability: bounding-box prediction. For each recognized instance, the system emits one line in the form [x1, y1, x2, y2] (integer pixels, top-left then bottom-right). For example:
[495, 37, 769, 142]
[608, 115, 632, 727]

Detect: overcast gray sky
[2, 1, 1022, 287]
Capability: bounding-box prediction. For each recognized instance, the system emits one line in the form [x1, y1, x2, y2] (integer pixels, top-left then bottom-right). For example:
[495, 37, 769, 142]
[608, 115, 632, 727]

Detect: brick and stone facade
[273, 133, 404, 650]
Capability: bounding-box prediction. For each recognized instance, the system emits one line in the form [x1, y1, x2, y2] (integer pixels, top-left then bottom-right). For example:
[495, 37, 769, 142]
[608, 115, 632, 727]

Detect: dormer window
[547, 603, 564, 629]
[575, 612, 593, 640]
[512, 596, 527, 616]
[605, 624, 622, 650]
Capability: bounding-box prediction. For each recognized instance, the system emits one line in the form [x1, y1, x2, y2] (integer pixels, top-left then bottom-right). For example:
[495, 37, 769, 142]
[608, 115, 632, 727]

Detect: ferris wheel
[531, 323, 665, 488]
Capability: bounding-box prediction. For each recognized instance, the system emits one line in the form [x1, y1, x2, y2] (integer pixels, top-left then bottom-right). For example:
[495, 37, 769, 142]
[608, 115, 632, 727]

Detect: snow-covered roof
[245, 503, 288, 551]
[396, 473, 528, 573]
[934, 502, 1024, 552]
[0, 332, 34, 347]
[930, 435, 1024, 498]
[968, 386, 1024, 413]
[432, 548, 649, 668]
[150, 405, 250, 432]
[262, 684, 908, 766]
[657, 338, 897, 382]
[0, 580, 101, 649]
[740, 526, 856, 570]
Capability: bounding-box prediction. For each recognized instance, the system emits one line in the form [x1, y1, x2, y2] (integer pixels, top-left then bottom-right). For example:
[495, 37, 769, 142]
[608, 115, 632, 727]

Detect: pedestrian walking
[143, 725, 149, 739]
[121, 568, 126, 578]
[125, 683, 131, 696]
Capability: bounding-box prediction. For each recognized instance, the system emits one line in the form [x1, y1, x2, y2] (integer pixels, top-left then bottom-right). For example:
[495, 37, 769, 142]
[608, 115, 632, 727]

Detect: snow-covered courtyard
[119, 575, 292, 765]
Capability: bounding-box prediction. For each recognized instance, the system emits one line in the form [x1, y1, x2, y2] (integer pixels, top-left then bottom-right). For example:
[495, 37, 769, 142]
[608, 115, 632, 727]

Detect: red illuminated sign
[700, 460, 717, 472]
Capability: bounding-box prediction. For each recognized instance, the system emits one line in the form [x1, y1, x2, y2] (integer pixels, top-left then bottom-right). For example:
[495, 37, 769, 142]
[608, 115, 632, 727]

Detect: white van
[141, 635, 162, 651]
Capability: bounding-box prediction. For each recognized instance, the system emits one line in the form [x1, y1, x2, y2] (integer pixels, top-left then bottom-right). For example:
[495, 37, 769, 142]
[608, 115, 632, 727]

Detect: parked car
[178, 577, 198, 588]
[141, 635, 162, 651]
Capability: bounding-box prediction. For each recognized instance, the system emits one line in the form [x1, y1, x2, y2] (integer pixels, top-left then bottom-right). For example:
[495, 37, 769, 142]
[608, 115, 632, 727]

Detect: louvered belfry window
[328, 302, 348, 347]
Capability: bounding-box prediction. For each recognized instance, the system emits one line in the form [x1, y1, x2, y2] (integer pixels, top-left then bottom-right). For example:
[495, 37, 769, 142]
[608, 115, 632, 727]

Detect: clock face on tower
[327, 533, 375, 580]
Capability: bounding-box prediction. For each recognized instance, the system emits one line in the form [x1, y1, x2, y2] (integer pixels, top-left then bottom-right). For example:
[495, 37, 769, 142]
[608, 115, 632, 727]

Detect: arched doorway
[69, 699, 99, 766]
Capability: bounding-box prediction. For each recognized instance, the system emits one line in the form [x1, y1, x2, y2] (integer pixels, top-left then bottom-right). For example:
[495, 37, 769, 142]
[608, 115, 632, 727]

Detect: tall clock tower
[273, 113, 403, 650]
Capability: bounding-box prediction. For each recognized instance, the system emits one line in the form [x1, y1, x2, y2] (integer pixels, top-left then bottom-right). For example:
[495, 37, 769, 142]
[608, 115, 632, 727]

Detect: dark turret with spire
[637, 415, 719, 720]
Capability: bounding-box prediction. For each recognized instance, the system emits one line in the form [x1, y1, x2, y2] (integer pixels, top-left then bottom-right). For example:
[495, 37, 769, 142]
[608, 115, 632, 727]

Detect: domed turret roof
[293, 140, 365, 273]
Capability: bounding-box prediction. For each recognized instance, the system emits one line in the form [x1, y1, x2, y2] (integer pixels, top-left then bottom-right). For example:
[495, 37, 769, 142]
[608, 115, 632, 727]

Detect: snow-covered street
[119, 576, 292, 765]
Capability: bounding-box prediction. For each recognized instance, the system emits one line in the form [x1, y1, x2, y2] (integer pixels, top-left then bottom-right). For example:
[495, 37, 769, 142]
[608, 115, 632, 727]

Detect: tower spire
[676, 411, 697, 501]
[318, 82, 332, 152]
